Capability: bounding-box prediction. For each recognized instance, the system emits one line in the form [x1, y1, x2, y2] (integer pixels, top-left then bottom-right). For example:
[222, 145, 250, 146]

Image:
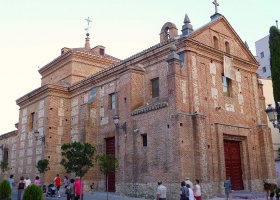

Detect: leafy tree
[0, 161, 9, 174]
[36, 159, 50, 174]
[60, 142, 95, 177]
[60, 142, 95, 200]
[0, 179, 12, 200]
[23, 184, 43, 200]
[269, 26, 280, 119]
[96, 153, 119, 200]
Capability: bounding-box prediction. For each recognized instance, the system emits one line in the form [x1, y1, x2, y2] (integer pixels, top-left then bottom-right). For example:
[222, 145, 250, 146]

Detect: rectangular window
[260, 52, 264, 58]
[109, 93, 116, 110]
[262, 66, 266, 73]
[151, 78, 159, 98]
[222, 75, 231, 97]
[30, 112, 35, 130]
[142, 134, 147, 147]
[3, 148, 8, 162]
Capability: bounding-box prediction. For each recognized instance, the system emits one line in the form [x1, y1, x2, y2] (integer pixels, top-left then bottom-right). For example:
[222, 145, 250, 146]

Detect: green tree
[36, 159, 50, 184]
[269, 26, 280, 119]
[96, 153, 119, 200]
[0, 161, 9, 174]
[36, 159, 50, 174]
[0, 179, 12, 200]
[60, 142, 95, 200]
[23, 184, 43, 200]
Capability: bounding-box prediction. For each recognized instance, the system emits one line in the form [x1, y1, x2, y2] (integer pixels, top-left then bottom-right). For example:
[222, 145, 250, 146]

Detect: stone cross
[85, 17, 92, 35]
[212, 0, 219, 13]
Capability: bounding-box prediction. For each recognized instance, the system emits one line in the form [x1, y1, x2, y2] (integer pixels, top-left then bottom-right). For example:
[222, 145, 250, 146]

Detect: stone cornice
[39, 50, 118, 77]
[16, 84, 69, 106]
[0, 130, 17, 140]
[131, 101, 168, 116]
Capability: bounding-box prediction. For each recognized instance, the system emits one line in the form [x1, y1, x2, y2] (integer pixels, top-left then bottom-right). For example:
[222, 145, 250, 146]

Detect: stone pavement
[11, 189, 267, 200]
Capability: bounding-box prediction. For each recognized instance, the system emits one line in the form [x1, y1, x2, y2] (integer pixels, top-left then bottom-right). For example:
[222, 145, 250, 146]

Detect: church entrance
[105, 137, 116, 192]
[224, 140, 244, 190]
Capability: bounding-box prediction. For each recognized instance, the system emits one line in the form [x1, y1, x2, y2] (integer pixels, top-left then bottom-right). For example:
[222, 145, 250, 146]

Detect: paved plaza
[10, 189, 268, 200]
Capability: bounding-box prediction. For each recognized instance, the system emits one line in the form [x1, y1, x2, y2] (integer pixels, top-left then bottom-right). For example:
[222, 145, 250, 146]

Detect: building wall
[255, 35, 271, 78]
[0, 131, 17, 180]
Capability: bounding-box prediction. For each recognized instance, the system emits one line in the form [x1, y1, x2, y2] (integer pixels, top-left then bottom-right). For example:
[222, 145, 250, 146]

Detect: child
[89, 182, 94, 194]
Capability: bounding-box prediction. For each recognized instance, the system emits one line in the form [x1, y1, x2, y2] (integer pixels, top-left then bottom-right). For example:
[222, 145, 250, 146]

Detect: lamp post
[33, 129, 45, 143]
[113, 115, 127, 134]
[265, 102, 280, 132]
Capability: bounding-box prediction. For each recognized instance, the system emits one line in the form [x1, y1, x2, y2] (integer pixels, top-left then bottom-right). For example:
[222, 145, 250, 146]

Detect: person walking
[224, 177, 232, 200]
[9, 174, 15, 188]
[66, 178, 75, 200]
[34, 176, 41, 186]
[186, 184, 194, 200]
[54, 174, 61, 197]
[180, 181, 189, 200]
[156, 181, 167, 200]
[74, 176, 84, 200]
[17, 176, 25, 200]
[63, 176, 69, 196]
[193, 179, 202, 200]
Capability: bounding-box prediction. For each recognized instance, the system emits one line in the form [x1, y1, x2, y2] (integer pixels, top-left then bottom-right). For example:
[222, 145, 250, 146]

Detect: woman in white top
[186, 184, 195, 200]
[193, 179, 202, 200]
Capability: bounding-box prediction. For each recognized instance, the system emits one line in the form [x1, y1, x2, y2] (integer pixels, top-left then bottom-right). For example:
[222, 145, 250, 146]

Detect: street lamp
[33, 129, 45, 143]
[265, 102, 280, 131]
[113, 115, 127, 134]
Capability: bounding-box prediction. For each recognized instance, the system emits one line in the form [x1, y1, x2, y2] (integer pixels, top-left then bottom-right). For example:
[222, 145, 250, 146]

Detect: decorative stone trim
[131, 102, 168, 116]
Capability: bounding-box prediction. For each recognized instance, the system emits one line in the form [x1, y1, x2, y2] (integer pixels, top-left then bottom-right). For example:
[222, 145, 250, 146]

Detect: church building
[0, 5, 275, 199]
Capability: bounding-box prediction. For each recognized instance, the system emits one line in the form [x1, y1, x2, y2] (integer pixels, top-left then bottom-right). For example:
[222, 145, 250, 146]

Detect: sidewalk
[208, 190, 267, 200]
[12, 189, 267, 200]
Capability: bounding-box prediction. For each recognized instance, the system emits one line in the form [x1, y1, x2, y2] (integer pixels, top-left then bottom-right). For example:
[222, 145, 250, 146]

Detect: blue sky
[0, 0, 279, 133]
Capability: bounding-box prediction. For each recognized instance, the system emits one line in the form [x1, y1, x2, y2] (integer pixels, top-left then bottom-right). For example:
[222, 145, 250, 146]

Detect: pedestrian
[224, 177, 232, 200]
[89, 182, 94, 193]
[34, 176, 41, 186]
[180, 181, 189, 200]
[64, 176, 69, 196]
[74, 176, 84, 200]
[156, 181, 167, 200]
[186, 184, 194, 200]
[66, 178, 75, 200]
[185, 177, 194, 189]
[17, 176, 25, 200]
[193, 179, 201, 200]
[54, 174, 61, 197]
[9, 174, 15, 188]
[24, 177, 31, 188]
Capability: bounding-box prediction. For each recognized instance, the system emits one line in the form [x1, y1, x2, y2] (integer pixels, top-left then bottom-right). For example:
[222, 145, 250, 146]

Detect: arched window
[213, 36, 219, 49]
[225, 41, 230, 54]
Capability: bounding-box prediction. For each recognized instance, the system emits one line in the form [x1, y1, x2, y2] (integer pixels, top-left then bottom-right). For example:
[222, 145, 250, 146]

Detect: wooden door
[224, 140, 244, 190]
[105, 137, 115, 192]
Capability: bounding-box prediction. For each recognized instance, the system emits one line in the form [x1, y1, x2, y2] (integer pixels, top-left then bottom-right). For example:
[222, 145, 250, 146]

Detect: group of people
[7, 173, 86, 200]
[8, 174, 41, 200]
[52, 174, 84, 200]
[156, 177, 202, 200]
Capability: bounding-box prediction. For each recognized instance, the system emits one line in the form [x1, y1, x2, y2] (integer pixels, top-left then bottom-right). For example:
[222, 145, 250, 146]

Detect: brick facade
[0, 14, 275, 199]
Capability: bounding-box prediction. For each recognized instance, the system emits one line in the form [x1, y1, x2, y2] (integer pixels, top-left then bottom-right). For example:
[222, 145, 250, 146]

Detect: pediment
[188, 16, 257, 64]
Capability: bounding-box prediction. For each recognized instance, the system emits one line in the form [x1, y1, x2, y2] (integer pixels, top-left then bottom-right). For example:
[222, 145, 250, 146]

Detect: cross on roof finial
[212, 0, 219, 14]
[85, 17, 92, 36]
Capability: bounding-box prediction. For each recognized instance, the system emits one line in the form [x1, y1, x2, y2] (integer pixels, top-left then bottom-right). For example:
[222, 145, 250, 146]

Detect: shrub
[23, 184, 43, 200]
[0, 179, 12, 200]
